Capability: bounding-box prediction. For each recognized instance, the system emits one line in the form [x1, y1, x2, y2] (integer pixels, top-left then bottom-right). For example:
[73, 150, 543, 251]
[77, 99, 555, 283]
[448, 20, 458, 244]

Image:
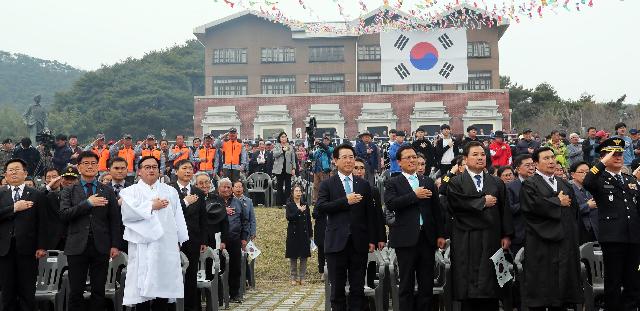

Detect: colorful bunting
[212, 0, 595, 34]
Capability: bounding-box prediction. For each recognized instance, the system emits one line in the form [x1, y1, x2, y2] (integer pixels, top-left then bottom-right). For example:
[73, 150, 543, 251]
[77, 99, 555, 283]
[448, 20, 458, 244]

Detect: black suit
[107, 180, 132, 251]
[45, 189, 67, 250]
[317, 174, 376, 311]
[171, 183, 207, 311]
[59, 181, 122, 311]
[249, 150, 272, 175]
[583, 162, 640, 310]
[385, 173, 444, 311]
[0, 185, 47, 311]
[506, 179, 525, 255]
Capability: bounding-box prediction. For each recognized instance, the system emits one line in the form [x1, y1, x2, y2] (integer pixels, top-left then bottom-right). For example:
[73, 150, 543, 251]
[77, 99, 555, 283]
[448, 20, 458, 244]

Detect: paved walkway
[228, 284, 325, 311]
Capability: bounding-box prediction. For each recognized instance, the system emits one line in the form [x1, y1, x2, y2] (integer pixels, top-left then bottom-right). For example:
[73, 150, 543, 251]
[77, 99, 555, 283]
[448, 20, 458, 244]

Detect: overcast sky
[1, 0, 637, 103]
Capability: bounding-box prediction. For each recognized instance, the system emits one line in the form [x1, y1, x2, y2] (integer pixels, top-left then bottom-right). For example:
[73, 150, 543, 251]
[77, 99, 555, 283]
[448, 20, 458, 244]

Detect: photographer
[355, 131, 379, 186]
[12, 137, 41, 176]
[52, 134, 73, 172]
[310, 136, 334, 205]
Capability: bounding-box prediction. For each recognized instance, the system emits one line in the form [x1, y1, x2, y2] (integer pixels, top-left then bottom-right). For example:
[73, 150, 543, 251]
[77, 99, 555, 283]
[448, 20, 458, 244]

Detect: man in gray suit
[60, 151, 123, 311]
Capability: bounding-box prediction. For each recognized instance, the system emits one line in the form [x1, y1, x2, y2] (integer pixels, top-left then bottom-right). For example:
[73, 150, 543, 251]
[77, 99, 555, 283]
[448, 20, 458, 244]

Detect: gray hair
[191, 171, 211, 185]
[218, 177, 232, 187]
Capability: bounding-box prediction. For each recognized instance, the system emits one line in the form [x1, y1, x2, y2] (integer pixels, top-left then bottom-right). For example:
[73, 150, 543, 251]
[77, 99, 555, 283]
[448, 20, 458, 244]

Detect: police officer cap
[61, 166, 79, 178]
[596, 137, 625, 154]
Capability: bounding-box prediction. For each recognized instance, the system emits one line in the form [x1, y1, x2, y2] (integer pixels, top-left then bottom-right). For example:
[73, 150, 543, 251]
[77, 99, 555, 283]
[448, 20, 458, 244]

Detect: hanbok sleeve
[120, 185, 163, 243]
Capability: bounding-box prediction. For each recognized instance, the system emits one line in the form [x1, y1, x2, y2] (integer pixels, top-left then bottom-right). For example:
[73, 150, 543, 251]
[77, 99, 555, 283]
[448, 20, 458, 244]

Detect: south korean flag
[381, 29, 468, 85]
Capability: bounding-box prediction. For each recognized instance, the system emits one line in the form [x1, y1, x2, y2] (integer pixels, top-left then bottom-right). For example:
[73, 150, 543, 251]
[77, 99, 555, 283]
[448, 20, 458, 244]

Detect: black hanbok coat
[285, 200, 312, 259]
[520, 174, 583, 307]
[446, 171, 514, 300]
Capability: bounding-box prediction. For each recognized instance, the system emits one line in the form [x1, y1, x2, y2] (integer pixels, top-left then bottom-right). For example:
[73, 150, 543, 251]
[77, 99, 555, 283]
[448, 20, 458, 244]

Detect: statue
[23, 94, 48, 143]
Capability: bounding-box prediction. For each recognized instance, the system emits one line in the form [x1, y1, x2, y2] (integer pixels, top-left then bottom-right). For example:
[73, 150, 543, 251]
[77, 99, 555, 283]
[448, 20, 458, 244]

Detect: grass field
[252, 207, 323, 288]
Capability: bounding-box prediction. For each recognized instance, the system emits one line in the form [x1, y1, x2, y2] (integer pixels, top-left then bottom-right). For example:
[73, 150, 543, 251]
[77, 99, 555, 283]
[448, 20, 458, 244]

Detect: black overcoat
[285, 200, 312, 259]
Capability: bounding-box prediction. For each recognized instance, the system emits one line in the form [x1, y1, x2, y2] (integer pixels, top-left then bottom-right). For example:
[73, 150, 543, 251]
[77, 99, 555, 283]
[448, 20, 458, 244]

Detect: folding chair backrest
[216, 249, 230, 275]
[105, 252, 128, 291]
[247, 173, 270, 191]
[198, 247, 216, 281]
[580, 242, 604, 286]
[365, 251, 384, 288]
[36, 250, 68, 292]
[434, 251, 446, 287]
[180, 251, 189, 276]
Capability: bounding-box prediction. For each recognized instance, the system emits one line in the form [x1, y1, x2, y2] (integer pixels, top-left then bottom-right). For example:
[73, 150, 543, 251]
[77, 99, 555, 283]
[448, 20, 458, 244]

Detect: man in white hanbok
[120, 156, 189, 311]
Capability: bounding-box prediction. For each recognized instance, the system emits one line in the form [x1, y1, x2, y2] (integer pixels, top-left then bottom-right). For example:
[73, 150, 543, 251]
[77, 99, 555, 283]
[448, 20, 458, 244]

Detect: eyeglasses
[142, 165, 159, 170]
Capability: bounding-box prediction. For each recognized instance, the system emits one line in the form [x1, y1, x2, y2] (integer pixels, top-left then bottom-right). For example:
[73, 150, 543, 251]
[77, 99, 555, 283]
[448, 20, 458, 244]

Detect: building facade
[193, 7, 510, 139]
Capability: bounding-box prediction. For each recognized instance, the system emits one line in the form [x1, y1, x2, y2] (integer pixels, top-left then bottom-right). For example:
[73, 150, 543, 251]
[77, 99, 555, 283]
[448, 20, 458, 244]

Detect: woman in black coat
[285, 184, 312, 285]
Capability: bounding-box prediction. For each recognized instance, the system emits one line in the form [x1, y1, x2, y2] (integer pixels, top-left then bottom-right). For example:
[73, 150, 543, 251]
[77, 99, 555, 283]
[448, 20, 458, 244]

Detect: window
[212, 48, 247, 64]
[358, 45, 380, 61]
[261, 75, 296, 94]
[408, 84, 443, 91]
[212, 76, 248, 95]
[358, 73, 393, 92]
[309, 74, 345, 93]
[467, 42, 491, 58]
[309, 46, 344, 62]
[261, 47, 295, 63]
[457, 71, 492, 90]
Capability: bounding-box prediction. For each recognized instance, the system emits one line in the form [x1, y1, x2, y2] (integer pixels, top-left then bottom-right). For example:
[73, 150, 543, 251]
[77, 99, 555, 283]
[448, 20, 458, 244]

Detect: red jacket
[489, 141, 512, 167]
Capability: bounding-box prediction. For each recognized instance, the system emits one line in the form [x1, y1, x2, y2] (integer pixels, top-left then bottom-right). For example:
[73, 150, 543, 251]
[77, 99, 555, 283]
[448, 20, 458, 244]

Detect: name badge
[47, 258, 57, 263]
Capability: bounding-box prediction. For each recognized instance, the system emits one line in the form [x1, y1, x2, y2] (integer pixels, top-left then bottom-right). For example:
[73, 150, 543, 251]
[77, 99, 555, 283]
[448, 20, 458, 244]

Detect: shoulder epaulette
[590, 166, 599, 174]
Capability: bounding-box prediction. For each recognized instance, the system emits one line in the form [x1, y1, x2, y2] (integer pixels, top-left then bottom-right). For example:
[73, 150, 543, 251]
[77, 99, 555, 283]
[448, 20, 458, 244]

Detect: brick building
[193, 6, 511, 139]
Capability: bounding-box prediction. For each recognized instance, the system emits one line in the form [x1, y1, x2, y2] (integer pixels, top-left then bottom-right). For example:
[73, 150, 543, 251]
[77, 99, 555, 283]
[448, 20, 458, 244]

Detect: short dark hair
[440, 124, 450, 130]
[108, 156, 128, 169]
[389, 129, 397, 134]
[416, 152, 426, 161]
[174, 159, 193, 170]
[395, 145, 415, 161]
[138, 156, 160, 169]
[512, 154, 533, 169]
[569, 161, 590, 173]
[451, 155, 464, 166]
[193, 137, 201, 143]
[462, 141, 484, 156]
[160, 139, 169, 144]
[332, 143, 355, 159]
[496, 166, 513, 178]
[532, 147, 554, 162]
[550, 130, 559, 136]
[354, 157, 366, 165]
[45, 167, 60, 175]
[55, 134, 67, 141]
[5, 158, 27, 172]
[69, 135, 78, 139]
[587, 127, 596, 132]
[615, 122, 627, 131]
[77, 151, 99, 163]
[466, 126, 477, 133]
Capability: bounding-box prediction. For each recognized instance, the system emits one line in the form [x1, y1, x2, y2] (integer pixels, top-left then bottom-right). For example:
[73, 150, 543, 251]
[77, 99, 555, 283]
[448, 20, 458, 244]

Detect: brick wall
[194, 90, 510, 138]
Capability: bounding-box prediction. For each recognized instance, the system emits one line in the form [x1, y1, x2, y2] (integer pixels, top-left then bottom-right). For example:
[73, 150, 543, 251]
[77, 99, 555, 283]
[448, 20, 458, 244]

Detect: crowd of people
[1, 121, 640, 310]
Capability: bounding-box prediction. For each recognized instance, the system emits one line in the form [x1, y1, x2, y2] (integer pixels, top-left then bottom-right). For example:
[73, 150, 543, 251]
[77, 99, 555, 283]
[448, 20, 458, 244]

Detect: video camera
[305, 117, 317, 146]
[36, 130, 56, 152]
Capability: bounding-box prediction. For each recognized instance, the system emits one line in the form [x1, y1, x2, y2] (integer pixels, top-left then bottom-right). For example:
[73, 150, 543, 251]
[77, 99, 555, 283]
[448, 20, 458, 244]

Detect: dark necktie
[85, 183, 94, 196]
[615, 174, 624, 185]
[181, 187, 188, 196]
[114, 184, 123, 195]
[549, 177, 555, 185]
[474, 175, 482, 189]
[13, 187, 20, 203]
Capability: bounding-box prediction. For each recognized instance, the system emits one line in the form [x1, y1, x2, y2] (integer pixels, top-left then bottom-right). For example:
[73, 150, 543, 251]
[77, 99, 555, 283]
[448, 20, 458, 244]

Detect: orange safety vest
[118, 147, 135, 173]
[198, 146, 216, 171]
[92, 147, 111, 172]
[221, 140, 243, 165]
[141, 148, 162, 161]
[172, 145, 191, 166]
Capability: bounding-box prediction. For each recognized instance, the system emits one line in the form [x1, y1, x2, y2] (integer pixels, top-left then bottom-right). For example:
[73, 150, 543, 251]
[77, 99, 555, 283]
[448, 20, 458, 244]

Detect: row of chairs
[322, 248, 449, 311]
[324, 241, 604, 311]
[245, 172, 314, 207]
[0, 247, 256, 311]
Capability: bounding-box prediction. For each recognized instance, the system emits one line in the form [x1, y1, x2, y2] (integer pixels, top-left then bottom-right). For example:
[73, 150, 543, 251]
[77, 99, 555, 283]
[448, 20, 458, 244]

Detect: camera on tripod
[36, 130, 56, 152]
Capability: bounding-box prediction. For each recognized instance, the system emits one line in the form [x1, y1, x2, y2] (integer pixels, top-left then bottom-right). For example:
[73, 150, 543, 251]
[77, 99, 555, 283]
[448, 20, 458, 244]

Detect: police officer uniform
[583, 137, 640, 310]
